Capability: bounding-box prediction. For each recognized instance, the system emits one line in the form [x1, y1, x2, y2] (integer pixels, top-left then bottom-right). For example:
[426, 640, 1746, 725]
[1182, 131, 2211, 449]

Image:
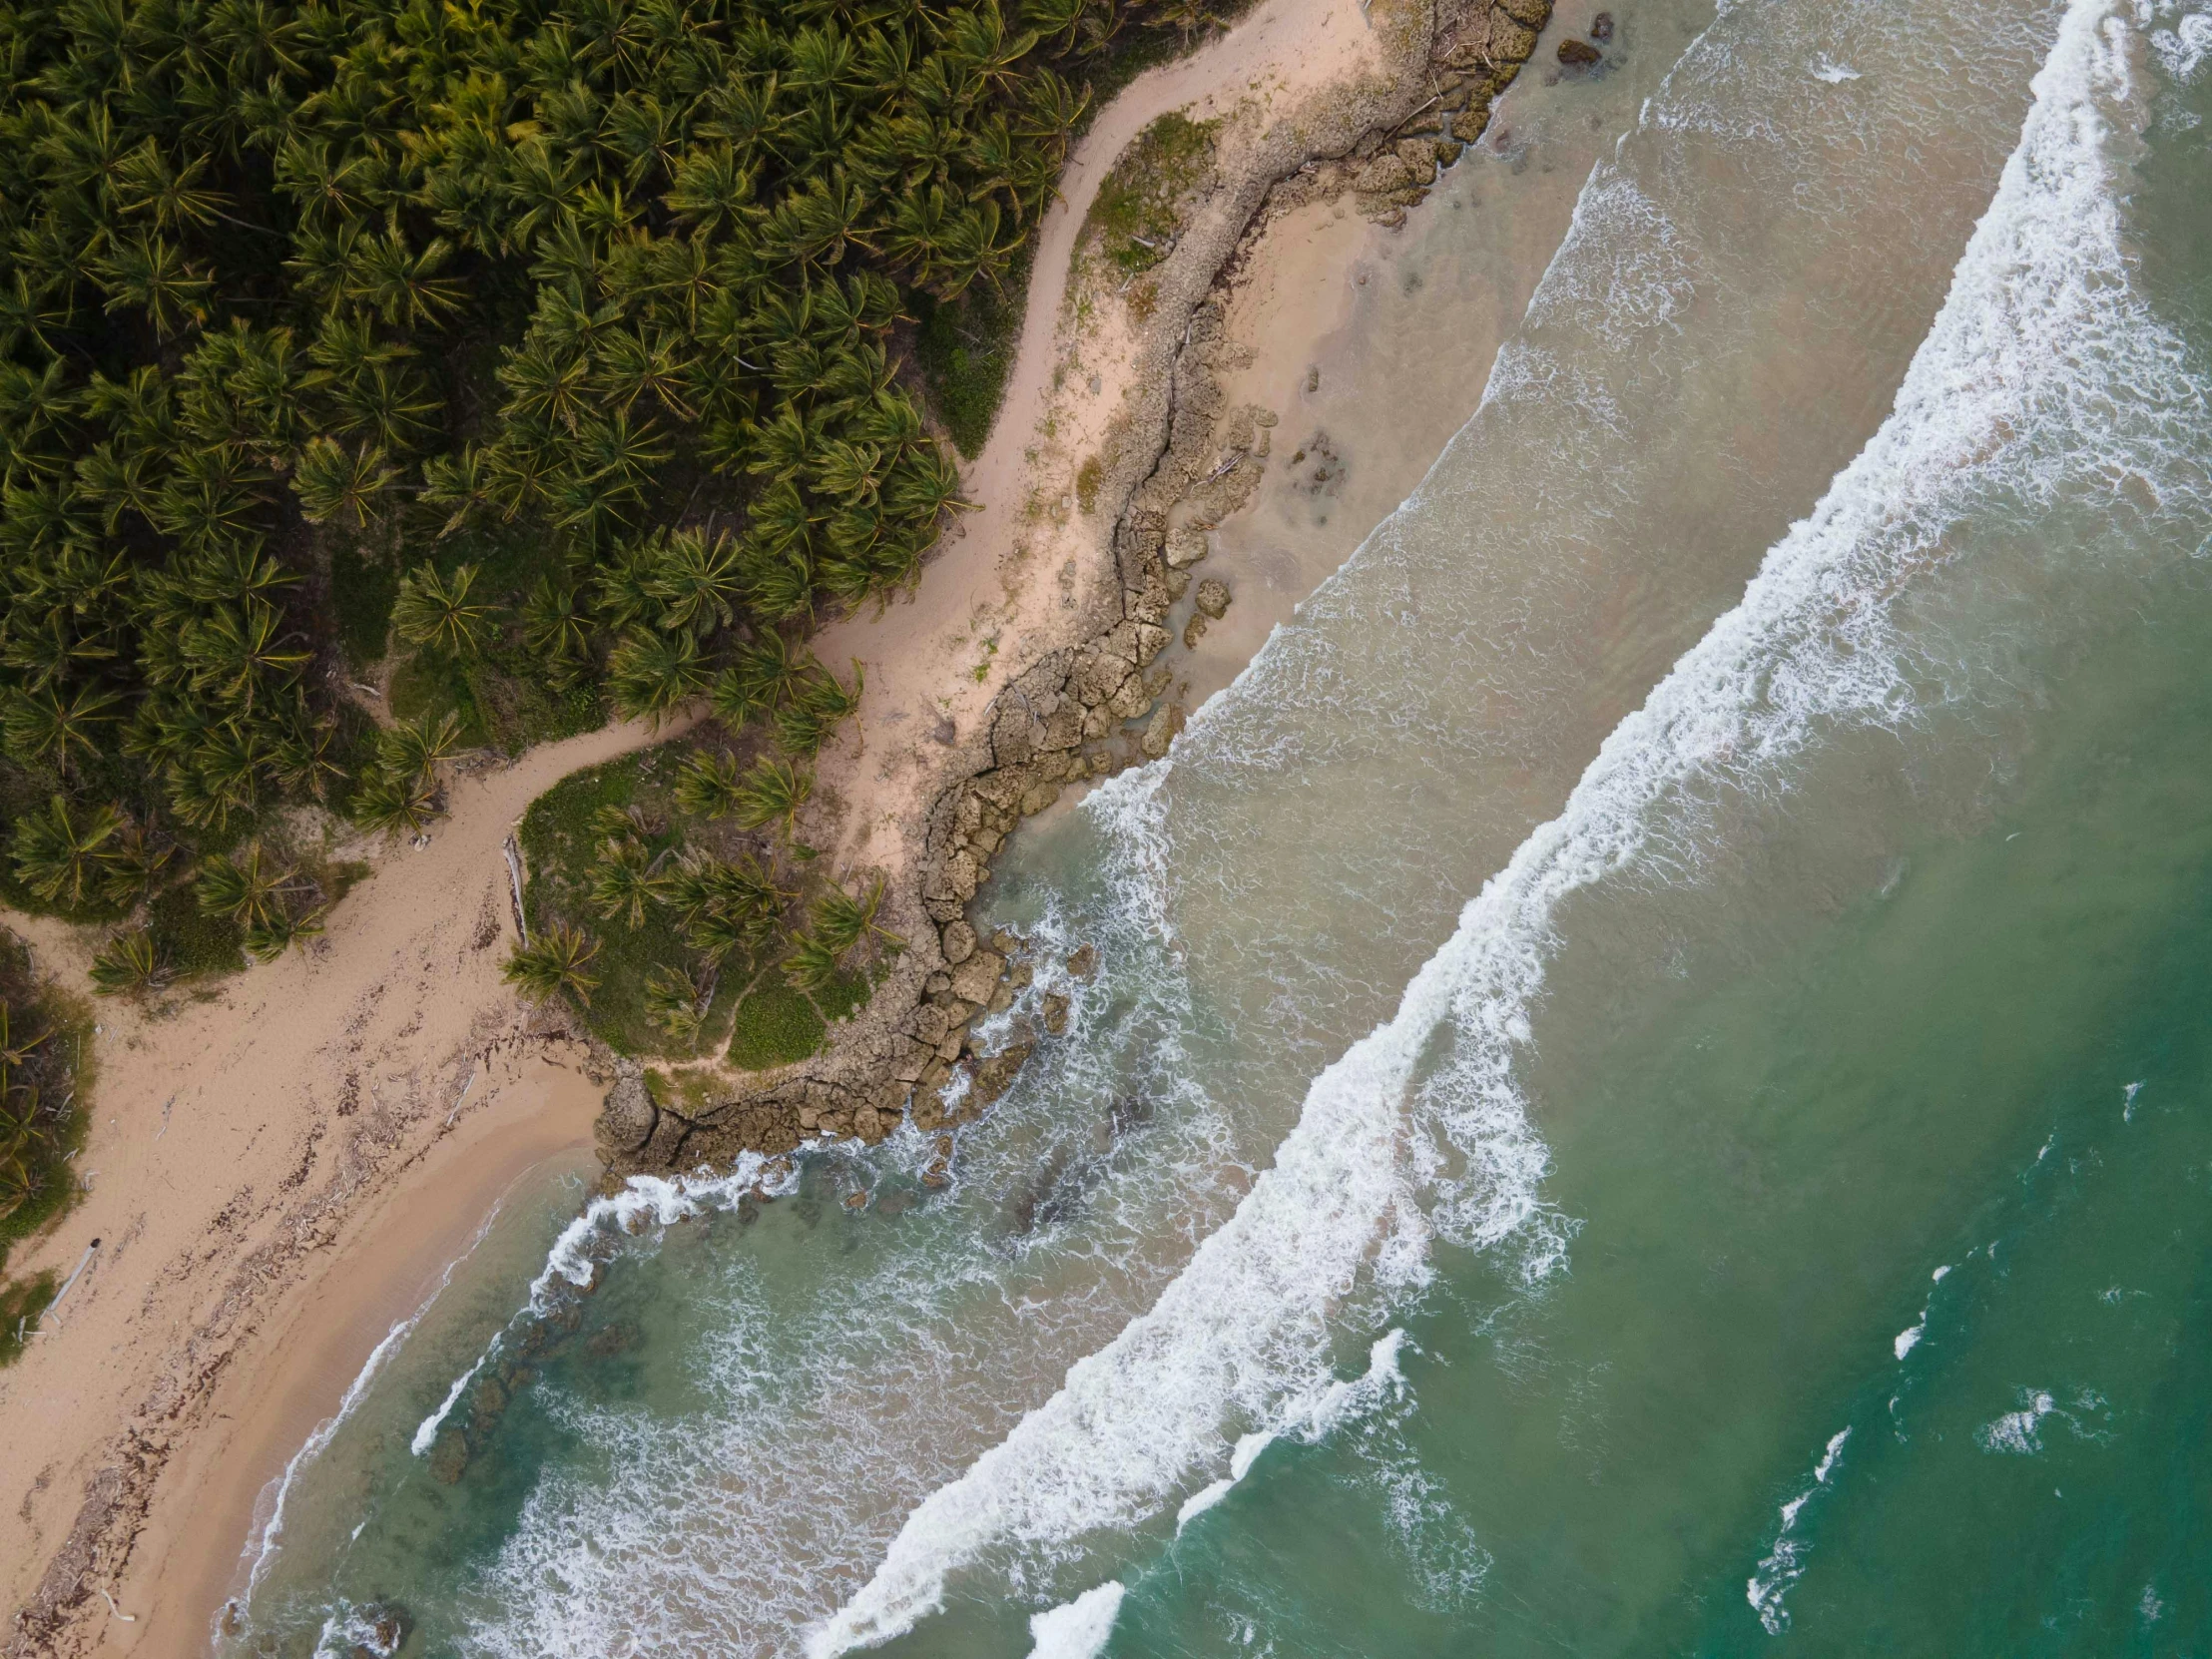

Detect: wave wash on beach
[811, 0, 2210, 1647]
[199, 0, 2212, 1651]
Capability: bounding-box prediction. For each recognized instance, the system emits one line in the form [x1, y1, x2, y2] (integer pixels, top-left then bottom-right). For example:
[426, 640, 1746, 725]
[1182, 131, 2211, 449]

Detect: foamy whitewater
[223, 0, 2212, 1651]
[811, 1, 2205, 1647]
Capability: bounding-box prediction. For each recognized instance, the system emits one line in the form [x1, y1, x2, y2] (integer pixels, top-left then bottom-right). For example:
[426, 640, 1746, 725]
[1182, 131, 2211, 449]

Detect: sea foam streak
[809, 2, 2198, 1647]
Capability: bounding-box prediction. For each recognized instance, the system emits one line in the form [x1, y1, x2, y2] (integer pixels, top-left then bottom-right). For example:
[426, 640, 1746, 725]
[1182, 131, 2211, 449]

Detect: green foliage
[913, 244, 1033, 458]
[504, 921, 602, 1006]
[519, 750, 718, 1053]
[330, 546, 402, 669]
[0, 934, 91, 1277]
[0, 0, 1194, 995]
[148, 882, 243, 979]
[734, 755, 813, 837]
[89, 927, 168, 995]
[0, 1271, 58, 1369]
[1087, 110, 1219, 273]
[392, 563, 499, 659]
[727, 975, 826, 1070]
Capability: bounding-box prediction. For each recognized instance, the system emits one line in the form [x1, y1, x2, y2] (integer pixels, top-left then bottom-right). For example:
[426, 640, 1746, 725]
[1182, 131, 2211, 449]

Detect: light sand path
[809, 0, 1386, 879]
[0, 713, 693, 1656]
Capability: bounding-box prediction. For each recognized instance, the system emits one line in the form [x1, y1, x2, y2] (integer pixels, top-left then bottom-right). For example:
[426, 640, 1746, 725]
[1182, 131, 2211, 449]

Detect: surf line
[227, 1197, 511, 1632]
[806, 0, 2191, 1645]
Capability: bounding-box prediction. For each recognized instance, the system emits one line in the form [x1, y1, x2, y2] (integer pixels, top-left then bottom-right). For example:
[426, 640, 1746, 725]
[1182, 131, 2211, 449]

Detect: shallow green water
[222, 0, 2212, 1654]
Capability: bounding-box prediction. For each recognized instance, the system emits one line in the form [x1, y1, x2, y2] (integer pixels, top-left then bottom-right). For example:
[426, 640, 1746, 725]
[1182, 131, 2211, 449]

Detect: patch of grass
[389, 649, 494, 749]
[914, 242, 1035, 459]
[329, 541, 400, 670]
[0, 1271, 57, 1368]
[517, 747, 753, 1057]
[385, 520, 605, 756]
[1088, 111, 1219, 275]
[813, 965, 874, 1026]
[147, 882, 242, 980]
[0, 935, 94, 1275]
[389, 643, 601, 760]
[1074, 454, 1104, 514]
[727, 974, 826, 1070]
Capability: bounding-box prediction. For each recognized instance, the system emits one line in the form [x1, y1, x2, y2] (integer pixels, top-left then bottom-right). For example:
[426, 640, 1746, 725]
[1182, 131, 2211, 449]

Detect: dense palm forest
[0, 0, 1189, 985]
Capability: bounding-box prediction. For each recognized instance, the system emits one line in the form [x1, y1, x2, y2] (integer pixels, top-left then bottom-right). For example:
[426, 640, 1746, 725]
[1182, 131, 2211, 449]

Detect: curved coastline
[0, 0, 1585, 1648]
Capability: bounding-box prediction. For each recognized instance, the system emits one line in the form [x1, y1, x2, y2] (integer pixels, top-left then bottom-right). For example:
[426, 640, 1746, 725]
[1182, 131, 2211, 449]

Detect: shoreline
[0, 716, 677, 1659]
[0, 0, 1605, 1648]
[600, 0, 1569, 1169]
[146, 1062, 601, 1658]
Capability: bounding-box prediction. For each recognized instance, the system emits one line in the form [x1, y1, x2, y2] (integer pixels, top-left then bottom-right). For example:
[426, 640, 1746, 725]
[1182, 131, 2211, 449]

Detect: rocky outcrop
[599, 0, 1556, 1179]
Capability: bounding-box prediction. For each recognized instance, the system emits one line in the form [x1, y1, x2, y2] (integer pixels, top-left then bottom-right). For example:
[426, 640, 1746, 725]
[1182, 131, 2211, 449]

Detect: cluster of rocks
[1274, 0, 1556, 228]
[595, 0, 1556, 1184]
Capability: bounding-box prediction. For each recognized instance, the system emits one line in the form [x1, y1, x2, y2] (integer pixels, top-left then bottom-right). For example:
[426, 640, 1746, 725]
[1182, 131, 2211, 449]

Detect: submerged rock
[1043, 993, 1070, 1036]
[971, 1040, 1036, 1110]
[427, 1427, 468, 1485]
[1557, 37, 1601, 67]
[1194, 578, 1232, 619]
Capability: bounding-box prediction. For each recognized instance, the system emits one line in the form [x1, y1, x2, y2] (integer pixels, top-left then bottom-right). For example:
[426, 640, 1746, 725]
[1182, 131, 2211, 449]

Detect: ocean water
[223, 0, 2212, 1654]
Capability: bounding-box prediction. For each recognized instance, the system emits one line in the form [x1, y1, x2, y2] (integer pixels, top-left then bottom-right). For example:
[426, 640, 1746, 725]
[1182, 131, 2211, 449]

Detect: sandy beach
[0, 717, 672, 1657]
[2, 0, 1593, 1647]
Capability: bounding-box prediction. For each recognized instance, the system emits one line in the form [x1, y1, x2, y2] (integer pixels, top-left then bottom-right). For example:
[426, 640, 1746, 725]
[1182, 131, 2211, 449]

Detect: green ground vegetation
[1087, 109, 1219, 273]
[914, 243, 1034, 458]
[0, 0, 1203, 997]
[513, 669, 900, 1066]
[0, 929, 92, 1364]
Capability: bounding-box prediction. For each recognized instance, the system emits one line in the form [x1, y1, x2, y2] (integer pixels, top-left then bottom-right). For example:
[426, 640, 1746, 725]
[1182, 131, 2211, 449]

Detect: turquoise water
[224, 0, 2212, 1654]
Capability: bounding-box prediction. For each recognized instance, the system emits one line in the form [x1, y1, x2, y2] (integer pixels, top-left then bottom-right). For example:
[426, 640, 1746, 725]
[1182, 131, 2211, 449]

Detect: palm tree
[197, 842, 296, 930]
[607, 627, 707, 723]
[292, 437, 398, 529]
[590, 835, 657, 927]
[734, 755, 813, 838]
[813, 874, 902, 956]
[380, 712, 463, 790]
[351, 767, 441, 837]
[244, 904, 326, 962]
[522, 576, 593, 672]
[643, 962, 709, 1042]
[345, 219, 468, 327]
[782, 930, 842, 993]
[10, 796, 125, 908]
[392, 563, 498, 658]
[672, 749, 746, 817]
[646, 527, 743, 633]
[95, 822, 176, 908]
[89, 927, 170, 995]
[3, 682, 123, 776]
[504, 922, 601, 1005]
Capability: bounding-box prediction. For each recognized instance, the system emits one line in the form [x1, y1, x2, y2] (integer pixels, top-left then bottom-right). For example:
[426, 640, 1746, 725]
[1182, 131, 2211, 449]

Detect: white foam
[410, 1348, 493, 1456]
[1813, 58, 1862, 82]
[810, 1, 2198, 1647]
[414, 1154, 794, 1459]
[1977, 1387, 2059, 1453]
[1175, 1332, 1407, 1534]
[1025, 1582, 1125, 1659]
[230, 1200, 507, 1636]
[1747, 1426, 1852, 1633]
[1893, 1321, 1925, 1361]
[2149, 8, 2212, 79]
[2123, 1079, 2144, 1120]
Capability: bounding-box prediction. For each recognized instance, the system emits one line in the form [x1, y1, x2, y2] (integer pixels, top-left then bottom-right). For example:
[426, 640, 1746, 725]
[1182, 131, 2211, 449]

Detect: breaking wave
[811, 1, 2205, 1648]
